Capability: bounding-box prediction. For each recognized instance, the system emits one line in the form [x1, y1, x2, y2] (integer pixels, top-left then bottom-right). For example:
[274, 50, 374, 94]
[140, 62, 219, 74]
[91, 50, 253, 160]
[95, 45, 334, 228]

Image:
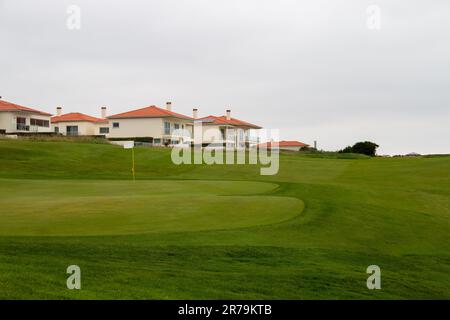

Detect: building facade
[0, 99, 52, 134]
[1, 99, 264, 149]
[257, 140, 309, 151]
[196, 110, 261, 149]
[107, 102, 193, 145]
[51, 107, 108, 136]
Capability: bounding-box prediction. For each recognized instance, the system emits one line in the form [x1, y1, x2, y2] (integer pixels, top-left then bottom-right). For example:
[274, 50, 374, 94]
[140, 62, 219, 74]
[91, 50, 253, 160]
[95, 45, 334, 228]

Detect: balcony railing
[16, 124, 29, 131]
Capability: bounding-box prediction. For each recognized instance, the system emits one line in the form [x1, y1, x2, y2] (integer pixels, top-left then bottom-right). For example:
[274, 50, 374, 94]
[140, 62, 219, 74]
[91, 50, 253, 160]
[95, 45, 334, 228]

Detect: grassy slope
[0, 140, 449, 299]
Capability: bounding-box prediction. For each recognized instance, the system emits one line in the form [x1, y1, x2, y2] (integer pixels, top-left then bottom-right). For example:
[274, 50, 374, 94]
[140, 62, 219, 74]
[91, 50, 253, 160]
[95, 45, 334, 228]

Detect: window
[227, 129, 235, 141]
[66, 126, 79, 136]
[154, 138, 161, 144]
[113, 122, 120, 128]
[30, 118, 50, 127]
[55, 127, 59, 133]
[16, 117, 26, 124]
[239, 129, 244, 141]
[164, 121, 171, 135]
[174, 123, 180, 130]
[99, 127, 109, 134]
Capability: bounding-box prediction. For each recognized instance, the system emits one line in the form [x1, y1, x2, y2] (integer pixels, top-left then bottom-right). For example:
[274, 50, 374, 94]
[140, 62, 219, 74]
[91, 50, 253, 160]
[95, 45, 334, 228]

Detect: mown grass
[0, 140, 449, 299]
[0, 179, 302, 236]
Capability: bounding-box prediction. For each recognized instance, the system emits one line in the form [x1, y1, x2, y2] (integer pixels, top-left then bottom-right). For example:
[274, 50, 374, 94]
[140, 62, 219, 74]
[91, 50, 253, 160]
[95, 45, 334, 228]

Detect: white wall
[0, 111, 52, 133]
[279, 146, 301, 151]
[201, 125, 226, 144]
[52, 121, 108, 136]
[107, 117, 192, 141]
[107, 118, 163, 138]
[0, 112, 11, 132]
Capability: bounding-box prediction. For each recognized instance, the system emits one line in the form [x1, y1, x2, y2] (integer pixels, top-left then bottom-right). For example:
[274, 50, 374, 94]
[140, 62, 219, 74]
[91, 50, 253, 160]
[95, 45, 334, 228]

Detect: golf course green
[0, 179, 302, 236]
[0, 139, 449, 299]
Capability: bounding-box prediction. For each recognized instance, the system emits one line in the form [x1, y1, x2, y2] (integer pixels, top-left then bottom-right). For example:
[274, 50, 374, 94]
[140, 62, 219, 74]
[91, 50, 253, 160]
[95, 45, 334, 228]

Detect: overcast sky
[1, 0, 449, 154]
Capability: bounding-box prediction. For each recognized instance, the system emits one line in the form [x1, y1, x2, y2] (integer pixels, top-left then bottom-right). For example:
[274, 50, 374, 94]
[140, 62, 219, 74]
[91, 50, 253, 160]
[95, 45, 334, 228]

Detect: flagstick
[131, 147, 136, 182]
[123, 141, 136, 181]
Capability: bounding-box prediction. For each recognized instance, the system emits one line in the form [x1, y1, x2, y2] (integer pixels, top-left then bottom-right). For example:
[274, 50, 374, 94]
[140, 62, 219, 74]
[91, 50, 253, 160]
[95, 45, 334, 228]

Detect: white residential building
[257, 140, 309, 151]
[0, 99, 52, 134]
[107, 102, 193, 145]
[196, 109, 261, 149]
[1, 99, 264, 149]
[51, 107, 109, 136]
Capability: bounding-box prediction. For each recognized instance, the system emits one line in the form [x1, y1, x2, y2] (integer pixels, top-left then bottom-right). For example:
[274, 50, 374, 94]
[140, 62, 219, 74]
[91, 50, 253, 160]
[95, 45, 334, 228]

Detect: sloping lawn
[0, 140, 448, 299]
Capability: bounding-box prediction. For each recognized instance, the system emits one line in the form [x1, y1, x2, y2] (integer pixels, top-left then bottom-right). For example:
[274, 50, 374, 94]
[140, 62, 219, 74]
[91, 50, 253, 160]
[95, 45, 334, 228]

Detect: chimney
[166, 101, 172, 111]
[56, 107, 62, 116]
[193, 108, 198, 119]
[226, 109, 231, 121]
[101, 106, 107, 118]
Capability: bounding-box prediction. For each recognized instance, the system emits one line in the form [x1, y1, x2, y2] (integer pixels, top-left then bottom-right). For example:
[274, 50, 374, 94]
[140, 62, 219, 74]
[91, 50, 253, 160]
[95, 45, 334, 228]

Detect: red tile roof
[197, 115, 261, 129]
[258, 140, 309, 148]
[108, 105, 193, 120]
[0, 99, 52, 116]
[51, 112, 107, 123]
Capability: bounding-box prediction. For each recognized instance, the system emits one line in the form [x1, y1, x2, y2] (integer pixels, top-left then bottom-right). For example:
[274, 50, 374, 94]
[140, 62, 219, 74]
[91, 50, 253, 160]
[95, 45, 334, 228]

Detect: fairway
[0, 180, 302, 236]
[0, 140, 449, 299]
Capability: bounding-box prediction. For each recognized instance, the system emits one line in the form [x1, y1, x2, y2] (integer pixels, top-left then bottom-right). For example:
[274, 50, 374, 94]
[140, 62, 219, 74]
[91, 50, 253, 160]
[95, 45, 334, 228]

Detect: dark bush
[339, 141, 379, 156]
[339, 146, 353, 154]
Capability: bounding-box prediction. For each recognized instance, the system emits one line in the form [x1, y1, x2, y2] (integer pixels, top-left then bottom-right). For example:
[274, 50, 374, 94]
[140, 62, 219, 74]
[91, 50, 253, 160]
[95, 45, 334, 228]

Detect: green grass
[0, 179, 302, 236]
[0, 139, 449, 299]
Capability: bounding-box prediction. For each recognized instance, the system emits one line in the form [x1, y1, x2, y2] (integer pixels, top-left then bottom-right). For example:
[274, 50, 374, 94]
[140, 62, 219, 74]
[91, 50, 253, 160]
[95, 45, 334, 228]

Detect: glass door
[66, 126, 79, 136]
